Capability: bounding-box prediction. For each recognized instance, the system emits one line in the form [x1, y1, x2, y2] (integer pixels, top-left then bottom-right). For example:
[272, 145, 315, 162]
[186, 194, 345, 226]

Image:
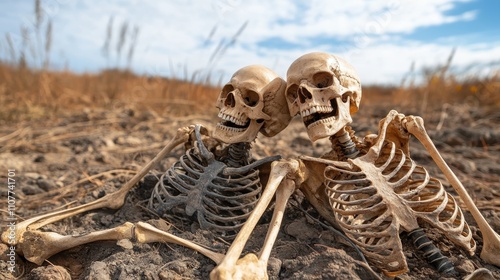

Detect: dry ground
[0, 101, 499, 280]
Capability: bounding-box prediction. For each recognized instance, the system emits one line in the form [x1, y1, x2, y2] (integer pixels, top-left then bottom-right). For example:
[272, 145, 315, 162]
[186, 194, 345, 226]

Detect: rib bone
[403, 113, 500, 267]
[149, 125, 279, 238]
[300, 111, 475, 276]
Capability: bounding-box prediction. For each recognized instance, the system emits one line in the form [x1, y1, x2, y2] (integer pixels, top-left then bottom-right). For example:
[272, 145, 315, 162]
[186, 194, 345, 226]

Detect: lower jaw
[216, 123, 247, 133]
[214, 121, 263, 143]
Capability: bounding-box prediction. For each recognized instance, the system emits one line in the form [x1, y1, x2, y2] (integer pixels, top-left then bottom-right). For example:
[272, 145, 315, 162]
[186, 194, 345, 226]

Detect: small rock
[115, 135, 143, 146]
[285, 218, 319, 240]
[147, 219, 172, 232]
[33, 155, 45, 162]
[88, 261, 111, 280]
[267, 257, 282, 279]
[117, 239, 134, 250]
[22, 185, 43, 195]
[36, 178, 57, 191]
[92, 190, 106, 199]
[166, 259, 188, 274]
[24, 172, 44, 180]
[103, 137, 116, 148]
[27, 265, 71, 280]
[100, 214, 114, 226]
[455, 259, 476, 274]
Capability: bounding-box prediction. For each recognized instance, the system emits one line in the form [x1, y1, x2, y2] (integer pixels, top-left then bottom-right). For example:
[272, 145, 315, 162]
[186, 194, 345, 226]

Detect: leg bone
[134, 222, 224, 264]
[2, 126, 194, 246]
[210, 159, 300, 280]
[19, 221, 224, 266]
[20, 222, 135, 265]
[404, 116, 500, 267]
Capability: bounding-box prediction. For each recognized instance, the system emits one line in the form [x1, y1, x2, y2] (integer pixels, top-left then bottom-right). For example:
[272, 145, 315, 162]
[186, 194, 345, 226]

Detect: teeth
[300, 105, 333, 117]
[218, 112, 247, 126]
[307, 116, 337, 128]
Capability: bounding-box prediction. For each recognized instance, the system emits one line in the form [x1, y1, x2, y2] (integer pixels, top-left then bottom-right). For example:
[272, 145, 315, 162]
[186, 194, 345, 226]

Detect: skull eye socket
[286, 84, 299, 103]
[220, 84, 234, 99]
[312, 72, 333, 88]
[243, 90, 260, 107]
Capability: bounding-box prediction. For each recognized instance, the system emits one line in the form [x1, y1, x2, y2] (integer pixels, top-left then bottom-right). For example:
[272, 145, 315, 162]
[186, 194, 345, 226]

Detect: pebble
[455, 259, 475, 274]
[115, 135, 143, 146]
[166, 259, 188, 274]
[100, 214, 114, 226]
[27, 265, 71, 280]
[88, 261, 111, 280]
[24, 172, 45, 180]
[117, 239, 134, 250]
[22, 185, 44, 195]
[285, 218, 319, 240]
[33, 155, 45, 162]
[267, 257, 282, 279]
[36, 178, 57, 191]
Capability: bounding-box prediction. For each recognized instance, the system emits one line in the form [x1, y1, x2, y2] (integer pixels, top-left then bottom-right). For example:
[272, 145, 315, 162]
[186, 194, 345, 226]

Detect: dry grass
[1, 60, 499, 123]
[0, 62, 221, 122]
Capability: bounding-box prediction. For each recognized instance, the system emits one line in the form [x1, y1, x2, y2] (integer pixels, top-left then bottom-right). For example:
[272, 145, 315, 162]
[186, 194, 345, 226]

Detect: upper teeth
[300, 105, 332, 118]
[218, 112, 247, 126]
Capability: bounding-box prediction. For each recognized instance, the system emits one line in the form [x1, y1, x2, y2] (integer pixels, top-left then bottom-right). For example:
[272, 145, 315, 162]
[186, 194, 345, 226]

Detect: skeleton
[148, 65, 291, 238]
[210, 52, 500, 279]
[1, 65, 291, 270]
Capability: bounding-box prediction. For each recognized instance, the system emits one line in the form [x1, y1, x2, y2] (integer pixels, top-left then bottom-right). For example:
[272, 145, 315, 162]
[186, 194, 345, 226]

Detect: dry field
[0, 60, 499, 280]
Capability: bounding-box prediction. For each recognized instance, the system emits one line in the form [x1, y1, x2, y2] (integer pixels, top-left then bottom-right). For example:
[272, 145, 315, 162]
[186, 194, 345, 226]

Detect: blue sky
[0, 0, 498, 85]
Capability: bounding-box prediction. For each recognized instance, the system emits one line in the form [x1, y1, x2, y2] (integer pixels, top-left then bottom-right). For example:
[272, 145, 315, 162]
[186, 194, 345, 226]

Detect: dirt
[0, 104, 499, 279]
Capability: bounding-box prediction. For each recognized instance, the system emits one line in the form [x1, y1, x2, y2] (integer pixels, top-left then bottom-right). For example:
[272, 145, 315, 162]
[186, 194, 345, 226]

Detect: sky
[0, 0, 499, 85]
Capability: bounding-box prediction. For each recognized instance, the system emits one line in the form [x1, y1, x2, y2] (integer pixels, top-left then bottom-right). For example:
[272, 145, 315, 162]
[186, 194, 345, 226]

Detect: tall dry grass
[0, 62, 221, 122]
[362, 49, 500, 118]
[1, 58, 498, 123]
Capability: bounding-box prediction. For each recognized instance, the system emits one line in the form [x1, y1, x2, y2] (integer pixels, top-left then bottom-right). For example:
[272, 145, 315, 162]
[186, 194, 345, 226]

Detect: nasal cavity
[224, 92, 236, 107]
[299, 87, 312, 103]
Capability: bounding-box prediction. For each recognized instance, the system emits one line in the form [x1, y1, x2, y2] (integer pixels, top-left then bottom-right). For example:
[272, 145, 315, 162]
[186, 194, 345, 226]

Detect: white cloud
[0, 0, 496, 85]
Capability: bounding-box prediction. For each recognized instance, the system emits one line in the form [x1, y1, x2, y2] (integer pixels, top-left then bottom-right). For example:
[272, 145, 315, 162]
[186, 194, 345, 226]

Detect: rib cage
[323, 140, 476, 276]
[148, 126, 269, 239]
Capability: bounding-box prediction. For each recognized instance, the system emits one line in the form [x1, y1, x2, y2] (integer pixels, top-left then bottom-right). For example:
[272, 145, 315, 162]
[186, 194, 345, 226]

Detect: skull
[286, 52, 362, 142]
[215, 65, 291, 143]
